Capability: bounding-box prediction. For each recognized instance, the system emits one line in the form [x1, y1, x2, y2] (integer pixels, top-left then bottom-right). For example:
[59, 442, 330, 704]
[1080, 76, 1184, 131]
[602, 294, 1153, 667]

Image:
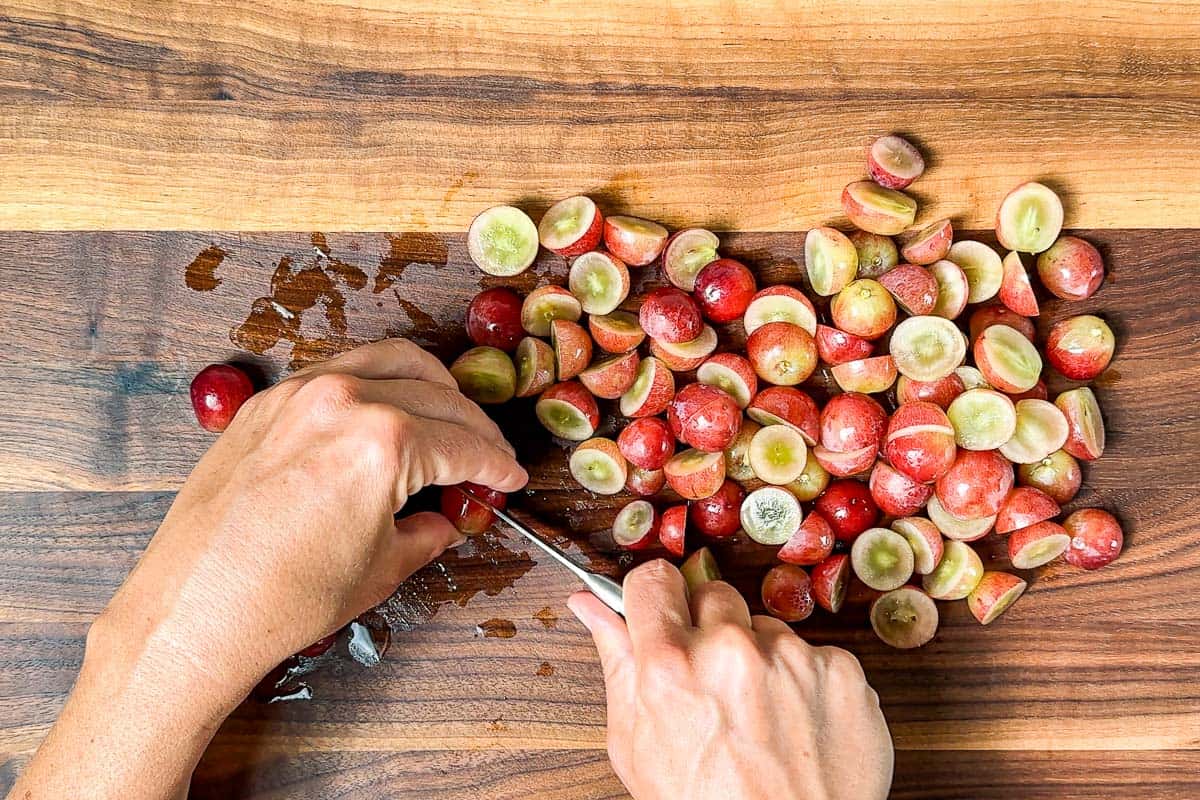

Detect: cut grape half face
[871, 587, 938, 649]
[831, 356, 897, 394]
[926, 496, 995, 542]
[841, 181, 918, 236]
[974, 324, 1043, 393]
[568, 438, 628, 495]
[619, 355, 675, 418]
[968, 572, 1027, 625]
[681, 547, 722, 592]
[890, 517, 944, 575]
[921, 540, 984, 600]
[1000, 399, 1070, 464]
[947, 388, 1017, 450]
[804, 227, 859, 296]
[748, 425, 808, 485]
[851, 528, 916, 591]
[589, 310, 645, 353]
[521, 286, 583, 337]
[538, 195, 602, 256]
[867, 135, 925, 190]
[697, 355, 756, 408]
[514, 336, 555, 398]
[948, 240, 1004, 304]
[467, 205, 539, 276]
[662, 228, 720, 290]
[612, 499, 658, 548]
[535, 390, 598, 441]
[929, 259, 969, 319]
[996, 182, 1064, 254]
[1008, 520, 1071, 569]
[744, 286, 818, 336]
[889, 315, 967, 382]
[661, 228, 720, 290]
[740, 487, 802, 545]
[1056, 386, 1106, 461]
[568, 251, 630, 315]
[899, 218, 953, 265]
[999, 251, 1040, 316]
[653, 325, 719, 361]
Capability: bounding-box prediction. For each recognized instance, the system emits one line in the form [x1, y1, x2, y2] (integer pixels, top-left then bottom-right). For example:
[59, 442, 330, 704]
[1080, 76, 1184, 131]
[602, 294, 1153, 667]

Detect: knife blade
[470, 499, 624, 617]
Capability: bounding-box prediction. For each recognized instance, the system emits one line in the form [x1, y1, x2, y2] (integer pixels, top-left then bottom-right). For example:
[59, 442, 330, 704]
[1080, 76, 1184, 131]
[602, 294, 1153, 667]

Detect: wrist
[83, 600, 259, 728]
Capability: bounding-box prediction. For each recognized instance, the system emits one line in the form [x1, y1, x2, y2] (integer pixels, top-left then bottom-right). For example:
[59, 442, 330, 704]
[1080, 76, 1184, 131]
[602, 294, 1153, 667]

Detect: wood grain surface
[0, 230, 1198, 800]
[2, 1, 1200, 230]
[3, 1, 1200, 798]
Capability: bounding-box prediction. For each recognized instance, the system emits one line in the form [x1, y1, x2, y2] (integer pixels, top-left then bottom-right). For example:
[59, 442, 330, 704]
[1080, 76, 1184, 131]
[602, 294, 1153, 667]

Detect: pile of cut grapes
[438, 135, 1122, 648]
[190, 135, 1123, 650]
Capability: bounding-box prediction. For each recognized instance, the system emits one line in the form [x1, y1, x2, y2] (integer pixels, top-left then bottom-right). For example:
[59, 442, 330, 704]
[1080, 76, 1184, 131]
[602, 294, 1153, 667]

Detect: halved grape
[740, 487, 802, 545]
[921, 540, 984, 600]
[467, 205, 539, 276]
[996, 182, 1064, 254]
[870, 587, 938, 649]
[948, 240, 1003, 304]
[748, 425, 808, 485]
[947, 388, 1017, 450]
[851, 528, 916, 591]
[889, 315, 967, 382]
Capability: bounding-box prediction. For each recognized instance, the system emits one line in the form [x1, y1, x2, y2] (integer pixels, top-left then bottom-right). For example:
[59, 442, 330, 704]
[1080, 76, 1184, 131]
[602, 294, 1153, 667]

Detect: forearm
[10, 615, 243, 800]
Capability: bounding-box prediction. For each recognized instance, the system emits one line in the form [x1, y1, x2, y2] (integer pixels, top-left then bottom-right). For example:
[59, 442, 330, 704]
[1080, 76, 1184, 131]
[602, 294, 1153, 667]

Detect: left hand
[11, 338, 528, 799]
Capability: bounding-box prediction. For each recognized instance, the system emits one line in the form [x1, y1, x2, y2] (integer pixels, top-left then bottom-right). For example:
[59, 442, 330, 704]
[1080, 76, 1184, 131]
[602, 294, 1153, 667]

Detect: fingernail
[451, 536, 469, 548]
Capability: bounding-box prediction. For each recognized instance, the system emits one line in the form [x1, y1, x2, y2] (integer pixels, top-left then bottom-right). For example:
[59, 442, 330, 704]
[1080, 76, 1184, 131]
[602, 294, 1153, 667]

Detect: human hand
[92, 338, 528, 712]
[569, 561, 893, 800]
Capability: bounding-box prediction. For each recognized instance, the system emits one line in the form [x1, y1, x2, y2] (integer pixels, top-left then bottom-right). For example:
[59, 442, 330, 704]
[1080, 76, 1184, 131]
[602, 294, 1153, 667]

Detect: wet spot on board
[475, 618, 517, 639]
[313, 233, 368, 291]
[533, 607, 558, 629]
[373, 232, 450, 294]
[184, 245, 226, 291]
[374, 531, 537, 631]
[229, 252, 367, 365]
[536, 662, 555, 677]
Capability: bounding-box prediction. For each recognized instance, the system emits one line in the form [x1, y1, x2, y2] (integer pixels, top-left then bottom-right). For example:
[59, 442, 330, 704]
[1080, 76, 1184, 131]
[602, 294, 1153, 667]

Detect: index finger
[295, 338, 457, 387]
[622, 559, 693, 655]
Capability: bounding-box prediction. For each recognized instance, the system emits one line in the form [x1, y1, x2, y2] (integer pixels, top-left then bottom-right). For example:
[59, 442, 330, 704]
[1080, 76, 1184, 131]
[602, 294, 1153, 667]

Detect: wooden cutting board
[1, 3, 1199, 798]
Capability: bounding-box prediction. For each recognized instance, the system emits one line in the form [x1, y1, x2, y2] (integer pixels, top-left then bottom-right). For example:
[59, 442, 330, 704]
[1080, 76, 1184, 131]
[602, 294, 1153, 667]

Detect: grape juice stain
[228, 248, 368, 367]
[375, 531, 537, 632]
[533, 607, 558, 629]
[475, 618, 517, 639]
[184, 245, 226, 291]
[373, 232, 450, 294]
[313, 233, 368, 291]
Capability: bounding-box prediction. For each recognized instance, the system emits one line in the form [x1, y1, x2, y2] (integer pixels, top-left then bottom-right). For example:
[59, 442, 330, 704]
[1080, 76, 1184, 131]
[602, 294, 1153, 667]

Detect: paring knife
[472, 499, 625, 617]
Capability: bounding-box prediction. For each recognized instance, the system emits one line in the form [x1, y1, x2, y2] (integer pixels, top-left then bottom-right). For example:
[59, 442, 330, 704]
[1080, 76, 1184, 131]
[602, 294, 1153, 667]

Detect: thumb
[381, 511, 463, 584]
[568, 590, 636, 711]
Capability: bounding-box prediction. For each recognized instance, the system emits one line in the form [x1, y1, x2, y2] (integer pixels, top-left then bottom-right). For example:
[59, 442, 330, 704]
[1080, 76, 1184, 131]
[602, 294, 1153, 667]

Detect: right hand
[569, 560, 893, 800]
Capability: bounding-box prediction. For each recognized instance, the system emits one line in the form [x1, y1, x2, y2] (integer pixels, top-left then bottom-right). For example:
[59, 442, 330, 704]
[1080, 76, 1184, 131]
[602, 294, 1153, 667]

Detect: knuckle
[627, 558, 682, 591]
[640, 644, 692, 685]
[751, 614, 792, 637]
[351, 405, 408, 466]
[821, 645, 864, 675]
[708, 622, 758, 654]
[298, 373, 363, 416]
